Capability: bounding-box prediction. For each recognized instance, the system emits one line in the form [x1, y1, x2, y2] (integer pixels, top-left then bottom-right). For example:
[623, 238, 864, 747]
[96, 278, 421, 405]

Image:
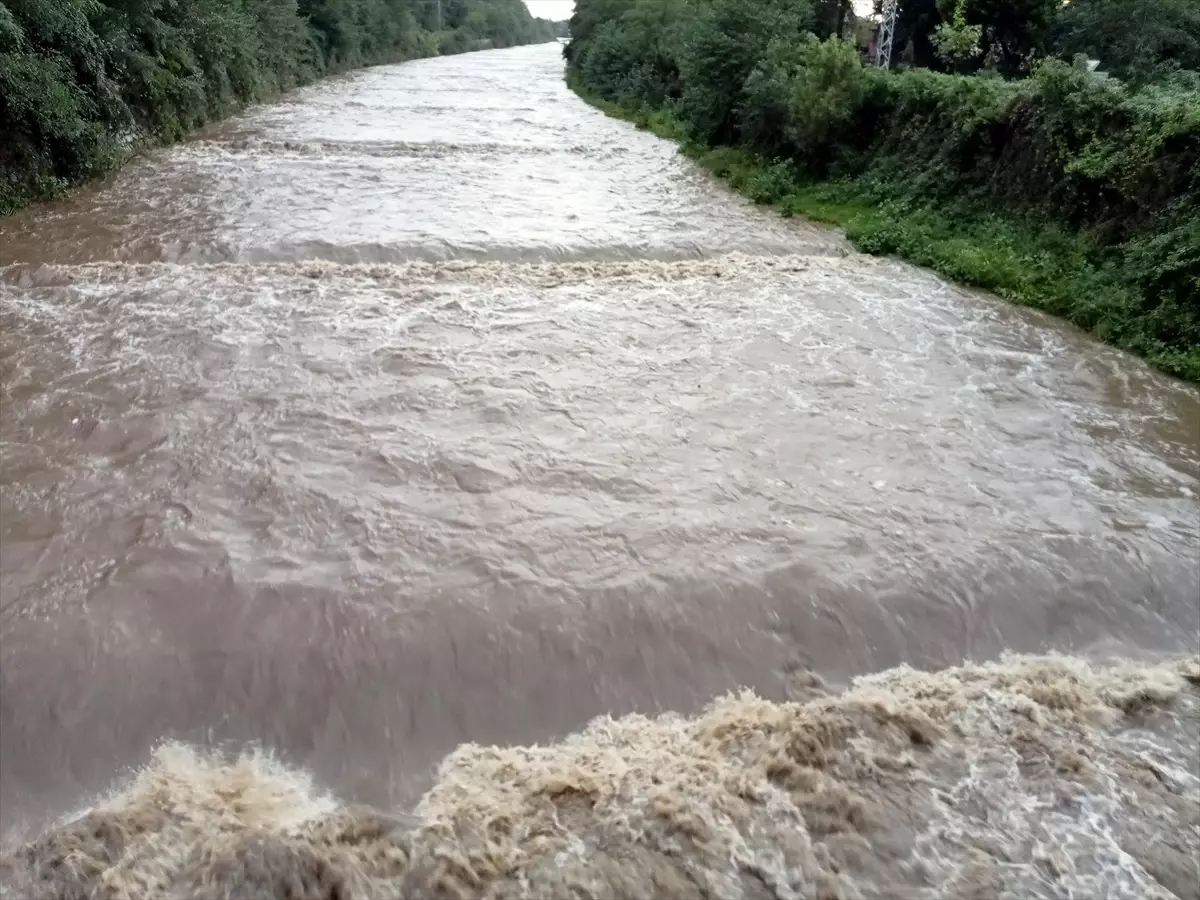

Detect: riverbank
[561, 0, 1199, 384]
[3, 652, 1197, 899]
[571, 80, 1200, 383]
[0, 0, 559, 218]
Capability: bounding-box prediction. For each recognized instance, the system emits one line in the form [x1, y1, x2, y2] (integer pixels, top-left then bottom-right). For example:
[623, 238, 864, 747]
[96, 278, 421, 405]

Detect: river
[1, 43, 1198, 899]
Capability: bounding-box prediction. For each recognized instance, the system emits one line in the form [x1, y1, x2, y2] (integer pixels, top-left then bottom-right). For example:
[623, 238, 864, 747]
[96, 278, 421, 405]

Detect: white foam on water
[3, 653, 1197, 899]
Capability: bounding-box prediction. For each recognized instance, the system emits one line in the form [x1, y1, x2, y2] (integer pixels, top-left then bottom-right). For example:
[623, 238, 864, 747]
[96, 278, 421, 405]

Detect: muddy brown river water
[1, 43, 1199, 899]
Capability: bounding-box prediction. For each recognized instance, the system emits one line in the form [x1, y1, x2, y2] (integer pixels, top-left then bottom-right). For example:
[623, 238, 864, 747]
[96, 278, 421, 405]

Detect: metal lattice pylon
[875, 0, 900, 68]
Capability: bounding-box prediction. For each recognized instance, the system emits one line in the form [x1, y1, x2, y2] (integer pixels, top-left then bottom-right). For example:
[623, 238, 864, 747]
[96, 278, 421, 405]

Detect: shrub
[738, 39, 806, 157]
[674, 0, 814, 145]
[784, 36, 871, 170]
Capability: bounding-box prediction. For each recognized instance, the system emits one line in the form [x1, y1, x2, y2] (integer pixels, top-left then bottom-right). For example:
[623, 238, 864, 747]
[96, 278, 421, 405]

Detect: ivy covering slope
[0, 0, 560, 215]
[565, 0, 1200, 381]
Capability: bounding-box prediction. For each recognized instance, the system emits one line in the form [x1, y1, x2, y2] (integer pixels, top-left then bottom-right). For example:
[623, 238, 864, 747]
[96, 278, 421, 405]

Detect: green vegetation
[0, 0, 560, 215]
[1052, 0, 1200, 83]
[566, 0, 1200, 381]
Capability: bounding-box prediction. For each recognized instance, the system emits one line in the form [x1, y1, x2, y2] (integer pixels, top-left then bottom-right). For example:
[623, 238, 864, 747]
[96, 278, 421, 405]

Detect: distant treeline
[0, 0, 560, 214]
[565, 0, 1200, 380]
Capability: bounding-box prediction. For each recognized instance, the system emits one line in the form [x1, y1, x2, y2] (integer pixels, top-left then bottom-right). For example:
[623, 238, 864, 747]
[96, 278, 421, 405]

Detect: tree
[1052, 0, 1200, 81]
[933, 0, 982, 71]
[813, 0, 854, 39]
[952, 0, 1060, 75]
[565, 0, 635, 62]
[675, 0, 814, 144]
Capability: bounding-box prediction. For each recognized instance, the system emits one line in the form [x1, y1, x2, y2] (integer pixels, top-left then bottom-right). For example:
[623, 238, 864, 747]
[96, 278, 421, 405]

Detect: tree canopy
[1052, 0, 1200, 81]
[870, 0, 1200, 78]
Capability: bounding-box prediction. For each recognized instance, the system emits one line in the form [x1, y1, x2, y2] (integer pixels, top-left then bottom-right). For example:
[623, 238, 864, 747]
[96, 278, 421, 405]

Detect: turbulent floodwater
[1, 43, 1198, 899]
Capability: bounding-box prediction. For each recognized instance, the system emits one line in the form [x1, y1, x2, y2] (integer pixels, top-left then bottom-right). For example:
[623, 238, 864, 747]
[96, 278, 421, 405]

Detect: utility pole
[875, 0, 900, 68]
[436, 0, 442, 30]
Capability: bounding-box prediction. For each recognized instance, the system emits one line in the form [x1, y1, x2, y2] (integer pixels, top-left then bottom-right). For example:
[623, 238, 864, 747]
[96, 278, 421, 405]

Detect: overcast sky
[523, 1, 879, 22]
[523, 0, 575, 20]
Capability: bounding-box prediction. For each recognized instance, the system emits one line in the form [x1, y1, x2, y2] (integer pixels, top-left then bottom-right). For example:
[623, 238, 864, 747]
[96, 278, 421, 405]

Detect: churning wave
[0, 242, 847, 268]
[178, 138, 615, 160]
[0, 254, 850, 292]
[2, 652, 1197, 900]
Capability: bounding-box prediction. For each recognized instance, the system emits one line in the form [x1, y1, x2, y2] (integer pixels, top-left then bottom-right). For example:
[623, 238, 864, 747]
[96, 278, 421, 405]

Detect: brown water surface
[2, 43, 1198, 838]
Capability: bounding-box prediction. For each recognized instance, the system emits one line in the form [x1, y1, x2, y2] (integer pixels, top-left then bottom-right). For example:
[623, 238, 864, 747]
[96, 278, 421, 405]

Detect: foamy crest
[3, 653, 1197, 899]
[0, 254, 849, 290]
[177, 138, 613, 159]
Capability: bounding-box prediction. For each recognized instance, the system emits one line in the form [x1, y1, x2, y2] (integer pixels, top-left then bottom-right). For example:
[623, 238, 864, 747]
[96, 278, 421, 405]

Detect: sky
[523, 0, 576, 21]
[523, 1, 879, 23]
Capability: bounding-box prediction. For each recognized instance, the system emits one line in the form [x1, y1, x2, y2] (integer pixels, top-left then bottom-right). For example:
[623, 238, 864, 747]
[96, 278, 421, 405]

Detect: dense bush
[0, 0, 560, 214]
[567, 0, 1200, 379]
[672, 0, 813, 145]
